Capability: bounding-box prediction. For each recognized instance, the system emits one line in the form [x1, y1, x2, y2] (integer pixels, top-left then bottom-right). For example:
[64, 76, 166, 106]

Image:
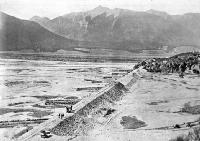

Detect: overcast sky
[0, 0, 200, 19]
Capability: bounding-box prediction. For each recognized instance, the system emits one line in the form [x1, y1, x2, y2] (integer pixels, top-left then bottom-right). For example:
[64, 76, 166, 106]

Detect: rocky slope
[134, 52, 200, 75]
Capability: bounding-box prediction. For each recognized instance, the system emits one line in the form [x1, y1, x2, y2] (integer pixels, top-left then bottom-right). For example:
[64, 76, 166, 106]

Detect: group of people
[173, 121, 200, 129]
[58, 105, 74, 119]
[134, 52, 200, 77]
[66, 105, 73, 113]
[58, 113, 65, 119]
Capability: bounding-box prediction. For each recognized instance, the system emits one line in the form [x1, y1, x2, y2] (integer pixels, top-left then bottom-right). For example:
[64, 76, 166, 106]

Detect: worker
[66, 105, 73, 113]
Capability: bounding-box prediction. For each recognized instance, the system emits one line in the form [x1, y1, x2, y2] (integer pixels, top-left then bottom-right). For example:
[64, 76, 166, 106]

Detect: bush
[188, 127, 200, 141]
[170, 127, 200, 141]
[169, 135, 189, 141]
[181, 102, 200, 114]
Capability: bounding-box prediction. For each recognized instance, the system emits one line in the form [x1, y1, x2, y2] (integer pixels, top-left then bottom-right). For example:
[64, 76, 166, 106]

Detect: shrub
[170, 127, 200, 141]
[169, 135, 189, 141]
[181, 102, 200, 114]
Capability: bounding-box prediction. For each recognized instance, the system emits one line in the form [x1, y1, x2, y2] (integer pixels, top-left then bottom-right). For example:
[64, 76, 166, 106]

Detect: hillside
[31, 6, 200, 51]
[0, 12, 79, 52]
[30, 16, 50, 27]
[2, 6, 200, 53]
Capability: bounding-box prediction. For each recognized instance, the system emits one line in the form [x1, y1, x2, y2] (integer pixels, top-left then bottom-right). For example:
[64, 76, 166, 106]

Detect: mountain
[0, 12, 79, 52]
[30, 16, 50, 26]
[32, 6, 200, 51]
[2, 6, 200, 53]
[146, 9, 169, 18]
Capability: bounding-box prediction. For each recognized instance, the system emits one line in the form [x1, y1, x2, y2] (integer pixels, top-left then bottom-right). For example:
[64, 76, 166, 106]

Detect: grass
[0, 52, 139, 63]
[30, 95, 62, 100]
[4, 80, 26, 87]
[0, 108, 53, 118]
[120, 116, 147, 129]
[8, 102, 32, 106]
[181, 102, 200, 114]
[170, 135, 189, 141]
[13, 126, 33, 138]
[27, 110, 53, 118]
[76, 87, 103, 91]
[32, 104, 49, 108]
[147, 100, 168, 105]
[64, 96, 79, 100]
[170, 126, 200, 141]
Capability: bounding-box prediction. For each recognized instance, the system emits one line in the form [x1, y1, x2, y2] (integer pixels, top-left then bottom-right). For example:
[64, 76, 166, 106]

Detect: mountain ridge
[2, 6, 200, 53]
[30, 16, 50, 26]
[30, 6, 200, 51]
[0, 11, 79, 52]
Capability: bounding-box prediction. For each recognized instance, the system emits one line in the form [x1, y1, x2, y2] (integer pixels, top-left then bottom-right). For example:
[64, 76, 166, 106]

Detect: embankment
[51, 70, 141, 136]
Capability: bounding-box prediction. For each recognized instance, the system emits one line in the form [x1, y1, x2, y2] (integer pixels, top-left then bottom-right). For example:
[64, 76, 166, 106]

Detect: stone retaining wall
[51, 70, 141, 136]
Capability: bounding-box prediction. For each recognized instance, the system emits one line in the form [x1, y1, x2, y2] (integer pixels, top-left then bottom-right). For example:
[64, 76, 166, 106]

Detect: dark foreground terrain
[134, 52, 200, 75]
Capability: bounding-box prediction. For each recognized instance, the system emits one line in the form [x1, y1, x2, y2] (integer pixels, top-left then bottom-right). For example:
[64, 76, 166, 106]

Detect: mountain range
[1, 6, 200, 53]
[0, 12, 82, 52]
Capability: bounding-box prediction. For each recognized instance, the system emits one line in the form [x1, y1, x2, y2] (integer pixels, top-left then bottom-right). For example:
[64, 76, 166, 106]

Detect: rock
[192, 64, 200, 74]
[134, 52, 200, 75]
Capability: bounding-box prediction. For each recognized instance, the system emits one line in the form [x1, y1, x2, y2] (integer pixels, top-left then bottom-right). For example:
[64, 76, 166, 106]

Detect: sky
[0, 0, 200, 19]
